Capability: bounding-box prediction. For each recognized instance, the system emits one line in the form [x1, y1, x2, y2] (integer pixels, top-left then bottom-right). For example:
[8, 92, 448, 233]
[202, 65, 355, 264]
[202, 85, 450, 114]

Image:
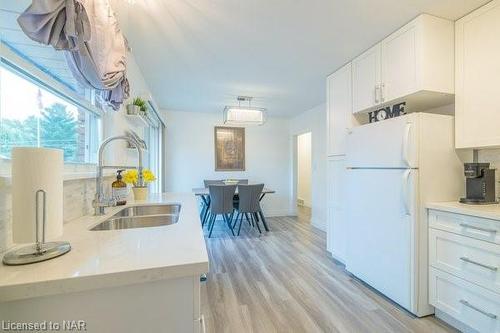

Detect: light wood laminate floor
[201, 213, 456, 333]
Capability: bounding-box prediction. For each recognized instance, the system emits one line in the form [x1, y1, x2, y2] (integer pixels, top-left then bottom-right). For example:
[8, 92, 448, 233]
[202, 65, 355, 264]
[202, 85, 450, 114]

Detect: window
[1, 3, 102, 167]
[0, 66, 101, 163]
[143, 100, 164, 193]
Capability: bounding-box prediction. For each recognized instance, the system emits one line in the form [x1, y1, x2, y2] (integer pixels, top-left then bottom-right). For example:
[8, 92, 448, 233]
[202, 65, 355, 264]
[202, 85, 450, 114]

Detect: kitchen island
[0, 193, 208, 333]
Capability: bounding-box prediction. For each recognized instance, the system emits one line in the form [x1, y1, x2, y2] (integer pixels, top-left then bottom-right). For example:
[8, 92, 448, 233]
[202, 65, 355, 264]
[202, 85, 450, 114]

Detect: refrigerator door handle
[402, 123, 412, 167]
[402, 169, 412, 216]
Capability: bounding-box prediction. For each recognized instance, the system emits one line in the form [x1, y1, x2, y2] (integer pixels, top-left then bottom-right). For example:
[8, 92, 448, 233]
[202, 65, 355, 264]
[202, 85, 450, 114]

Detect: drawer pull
[459, 223, 497, 234]
[460, 257, 498, 271]
[460, 299, 497, 319]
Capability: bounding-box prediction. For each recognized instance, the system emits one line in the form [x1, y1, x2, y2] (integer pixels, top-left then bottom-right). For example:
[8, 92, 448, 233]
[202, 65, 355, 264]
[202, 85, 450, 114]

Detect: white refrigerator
[345, 113, 463, 317]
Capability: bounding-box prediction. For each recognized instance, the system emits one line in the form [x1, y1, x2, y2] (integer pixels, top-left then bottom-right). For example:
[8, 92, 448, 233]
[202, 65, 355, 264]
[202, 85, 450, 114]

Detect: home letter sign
[368, 102, 407, 123]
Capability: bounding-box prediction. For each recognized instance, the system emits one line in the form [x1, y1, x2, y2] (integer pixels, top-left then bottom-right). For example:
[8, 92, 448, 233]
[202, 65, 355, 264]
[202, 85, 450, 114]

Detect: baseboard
[311, 218, 326, 231]
[329, 252, 346, 266]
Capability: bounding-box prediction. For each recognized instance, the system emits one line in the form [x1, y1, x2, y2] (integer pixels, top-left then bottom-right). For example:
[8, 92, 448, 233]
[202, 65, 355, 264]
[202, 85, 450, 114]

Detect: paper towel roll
[12, 147, 63, 243]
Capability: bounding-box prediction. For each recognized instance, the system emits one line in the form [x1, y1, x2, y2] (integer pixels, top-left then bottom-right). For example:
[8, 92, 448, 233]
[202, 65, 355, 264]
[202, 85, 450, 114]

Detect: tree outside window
[0, 67, 95, 163]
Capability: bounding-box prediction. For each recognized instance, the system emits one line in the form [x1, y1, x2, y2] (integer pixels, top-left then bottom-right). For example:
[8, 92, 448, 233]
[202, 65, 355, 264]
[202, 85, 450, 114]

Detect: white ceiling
[7, 0, 492, 117]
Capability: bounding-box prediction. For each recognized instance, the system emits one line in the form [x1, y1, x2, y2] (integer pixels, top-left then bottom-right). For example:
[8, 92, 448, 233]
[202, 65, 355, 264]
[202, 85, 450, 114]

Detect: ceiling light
[223, 96, 267, 126]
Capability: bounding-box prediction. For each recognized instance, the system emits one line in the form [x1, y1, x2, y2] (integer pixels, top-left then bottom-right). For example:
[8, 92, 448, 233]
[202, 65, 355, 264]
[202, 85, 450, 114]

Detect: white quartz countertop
[0, 193, 209, 303]
[427, 201, 500, 221]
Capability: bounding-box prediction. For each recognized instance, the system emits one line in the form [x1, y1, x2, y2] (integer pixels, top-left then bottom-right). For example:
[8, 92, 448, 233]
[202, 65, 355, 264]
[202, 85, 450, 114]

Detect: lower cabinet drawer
[429, 267, 500, 333]
[429, 228, 500, 294]
[428, 210, 500, 245]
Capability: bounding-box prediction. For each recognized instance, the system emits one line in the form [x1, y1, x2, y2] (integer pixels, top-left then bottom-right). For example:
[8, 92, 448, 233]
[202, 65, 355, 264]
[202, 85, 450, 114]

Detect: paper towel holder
[3, 190, 71, 265]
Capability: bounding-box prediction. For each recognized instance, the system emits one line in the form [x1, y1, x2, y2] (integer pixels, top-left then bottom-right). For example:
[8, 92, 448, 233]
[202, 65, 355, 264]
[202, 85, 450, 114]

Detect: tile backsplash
[0, 176, 113, 253]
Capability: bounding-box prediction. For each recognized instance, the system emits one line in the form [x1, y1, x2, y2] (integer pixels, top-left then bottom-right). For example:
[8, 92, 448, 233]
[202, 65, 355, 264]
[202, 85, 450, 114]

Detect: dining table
[192, 187, 275, 232]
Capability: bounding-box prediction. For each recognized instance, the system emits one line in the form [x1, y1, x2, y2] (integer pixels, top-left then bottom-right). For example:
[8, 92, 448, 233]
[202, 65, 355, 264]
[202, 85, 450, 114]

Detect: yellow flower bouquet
[122, 169, 156, 186]
[122, 169, 157, 200]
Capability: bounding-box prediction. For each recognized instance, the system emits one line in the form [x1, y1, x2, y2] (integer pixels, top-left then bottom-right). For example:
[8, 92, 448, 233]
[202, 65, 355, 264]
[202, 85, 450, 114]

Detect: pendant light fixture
[223, 96, 267, 126]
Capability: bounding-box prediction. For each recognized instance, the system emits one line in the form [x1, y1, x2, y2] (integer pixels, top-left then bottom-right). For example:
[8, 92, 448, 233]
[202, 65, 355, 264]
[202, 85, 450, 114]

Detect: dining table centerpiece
[122, 169, 156, 200]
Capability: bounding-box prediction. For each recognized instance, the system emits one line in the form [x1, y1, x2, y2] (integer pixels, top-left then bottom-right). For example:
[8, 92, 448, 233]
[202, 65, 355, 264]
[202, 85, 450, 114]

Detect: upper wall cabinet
[352, 14, 455, 114]
[327, 63, 358, 156]
[352, 45, 381, 112]
[455, 0, 500, 149]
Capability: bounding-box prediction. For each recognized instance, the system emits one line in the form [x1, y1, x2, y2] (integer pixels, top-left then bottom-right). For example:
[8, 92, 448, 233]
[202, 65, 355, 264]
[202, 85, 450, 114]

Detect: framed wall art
[214, 126, 245, 171]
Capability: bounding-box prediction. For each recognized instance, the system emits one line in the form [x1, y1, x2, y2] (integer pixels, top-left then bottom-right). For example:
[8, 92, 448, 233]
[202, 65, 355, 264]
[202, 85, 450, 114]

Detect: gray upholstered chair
[207, 184, 237, 237]
[200, 180, 224, 226]
[234, 184, 265, 235]
[231, 179, 248, 208]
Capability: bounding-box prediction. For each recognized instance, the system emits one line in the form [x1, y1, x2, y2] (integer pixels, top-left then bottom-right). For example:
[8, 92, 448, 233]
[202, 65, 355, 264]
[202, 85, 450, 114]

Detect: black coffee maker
[459, 151, 497, 204]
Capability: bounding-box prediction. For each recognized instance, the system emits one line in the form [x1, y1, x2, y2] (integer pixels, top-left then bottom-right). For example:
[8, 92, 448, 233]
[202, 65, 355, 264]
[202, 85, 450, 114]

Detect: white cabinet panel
[430, 268, 500, 333]
[327, 63, 353, 156]
[326, 156, 347, 263]
[428, 207, 500, 332]
[351, 14, 453, 114]
[429, 228, 500, 294]
[381, 23, 417, 102]
[352, 45, 381, 113]
[428, 210, 500, 245]
[455, 0, 500, 148]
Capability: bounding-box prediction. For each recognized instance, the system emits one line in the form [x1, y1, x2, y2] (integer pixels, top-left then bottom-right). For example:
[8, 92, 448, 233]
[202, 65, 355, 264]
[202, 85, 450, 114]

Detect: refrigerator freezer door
[346, 168, 417, 313]
[346, 114, 418, 168]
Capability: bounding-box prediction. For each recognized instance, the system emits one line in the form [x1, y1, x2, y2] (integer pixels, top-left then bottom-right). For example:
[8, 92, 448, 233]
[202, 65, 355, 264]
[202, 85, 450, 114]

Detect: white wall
[162, 110, 292, 216]
[289, 103, 327, 230]
[297, 132, 312, 207]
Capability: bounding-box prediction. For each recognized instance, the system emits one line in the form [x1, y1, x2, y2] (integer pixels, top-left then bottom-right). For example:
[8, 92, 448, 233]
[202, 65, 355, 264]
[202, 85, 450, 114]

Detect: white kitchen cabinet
[428, 207, 500, 333]
[326, 156, 347, 263]
[381, 21, 417, 102]
[455, 0, 500, 149]
[327, 63, 356, 156]
[352, 14, 454, 114]
[0, 275, 203, 333]
[352, 45, 381, 113]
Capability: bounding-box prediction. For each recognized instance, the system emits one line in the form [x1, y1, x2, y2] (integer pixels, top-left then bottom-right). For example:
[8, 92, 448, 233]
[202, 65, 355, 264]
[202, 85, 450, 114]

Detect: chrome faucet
[93, 135, 145, 215]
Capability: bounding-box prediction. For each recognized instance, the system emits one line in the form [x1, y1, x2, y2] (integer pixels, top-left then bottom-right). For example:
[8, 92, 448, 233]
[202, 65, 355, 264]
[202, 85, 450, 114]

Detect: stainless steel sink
[90, 204, 181, 231]
[112, 204, 181, 218]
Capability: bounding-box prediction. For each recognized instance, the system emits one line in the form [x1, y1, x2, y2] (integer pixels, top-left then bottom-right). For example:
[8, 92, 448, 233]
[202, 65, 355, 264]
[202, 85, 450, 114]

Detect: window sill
[0, 171, 115, 187]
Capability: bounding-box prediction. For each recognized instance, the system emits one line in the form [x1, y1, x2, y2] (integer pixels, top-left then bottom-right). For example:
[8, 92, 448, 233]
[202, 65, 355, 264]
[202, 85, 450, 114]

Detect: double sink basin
[90, 204, 181, 231]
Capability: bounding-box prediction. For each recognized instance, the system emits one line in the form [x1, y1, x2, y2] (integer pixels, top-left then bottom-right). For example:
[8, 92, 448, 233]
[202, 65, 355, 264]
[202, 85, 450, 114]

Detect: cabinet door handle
[460, 299, 497, 319]
[460, 256, 498, 271]
[375, 84, 380, 104]
[459, 223, 497, 234]
[380, 83, 385, 102]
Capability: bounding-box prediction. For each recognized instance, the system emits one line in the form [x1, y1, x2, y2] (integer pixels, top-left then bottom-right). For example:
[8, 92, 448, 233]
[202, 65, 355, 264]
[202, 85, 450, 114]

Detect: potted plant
[122, 168, 156, 200]
[127, 97, 148, 115]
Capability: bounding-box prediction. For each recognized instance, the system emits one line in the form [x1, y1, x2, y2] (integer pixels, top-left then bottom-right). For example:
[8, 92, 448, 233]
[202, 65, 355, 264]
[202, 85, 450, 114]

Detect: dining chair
[207, 184, 237, 237]
[231, 179, 248, 208]
[233, 184, 265, 235]
[200, 180, 225, 226]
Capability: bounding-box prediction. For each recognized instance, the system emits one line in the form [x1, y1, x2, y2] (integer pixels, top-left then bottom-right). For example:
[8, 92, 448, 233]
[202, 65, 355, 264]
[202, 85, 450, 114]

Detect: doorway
[296, 132, 312, 223]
